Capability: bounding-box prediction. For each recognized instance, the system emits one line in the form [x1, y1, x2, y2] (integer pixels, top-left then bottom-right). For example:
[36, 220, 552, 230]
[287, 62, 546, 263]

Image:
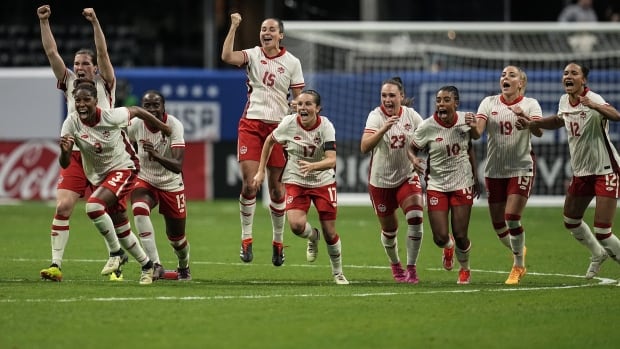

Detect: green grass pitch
[1, 200, 619, 349]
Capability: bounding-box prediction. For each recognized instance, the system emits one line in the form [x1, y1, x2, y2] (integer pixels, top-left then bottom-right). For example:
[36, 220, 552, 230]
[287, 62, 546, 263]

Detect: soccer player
[252, 90, 348, 285]
[472, 65, 543, 285]
[127, 90, 191, 281]
[410, 86, 480, 285]
[517, 62, 620, 280]
[60, 82, 172, 285]
[360, 77, 425, 283]
[38, 5, 120, 281]
[222, 12, 305, 266]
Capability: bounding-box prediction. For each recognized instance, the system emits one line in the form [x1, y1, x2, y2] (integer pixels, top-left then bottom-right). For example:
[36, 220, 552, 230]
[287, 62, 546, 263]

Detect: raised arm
[360, 115, 399, 154]
[465, 112, 481, 140]
[127, 106, 172, 136]
[142, 141, 184, 174]
[83, 8, 115, 88]
[221, 13, 246, 66]
[37, 5, 67, 81]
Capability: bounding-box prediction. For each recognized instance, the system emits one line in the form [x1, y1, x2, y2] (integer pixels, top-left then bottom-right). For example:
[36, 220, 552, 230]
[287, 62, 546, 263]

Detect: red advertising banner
[0, 140, 211, 201]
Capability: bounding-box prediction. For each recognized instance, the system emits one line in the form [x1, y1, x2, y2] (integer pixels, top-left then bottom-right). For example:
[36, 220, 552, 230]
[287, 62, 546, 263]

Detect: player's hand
[382, 115, 399, 132]
[37, 5, 51, 20]
[252, 171, 265, 190]
[464, 112, 476, 126]
[82, 8, 97, 22]
[230, 13, 242, 26]
[515, 115, 531, 130]
[59, 135, 74, 152]
[413, 157, 426, 175]
[579, 95, 595, 108]
[298, 160, 314, 176]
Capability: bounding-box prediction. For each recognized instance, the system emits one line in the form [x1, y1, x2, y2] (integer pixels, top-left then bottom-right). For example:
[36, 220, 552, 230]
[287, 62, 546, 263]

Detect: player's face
[500, 66, 522, 97]
[296, 93, 319, 127]
[380, 83, 403, 116]
[260, 19, 283, 50]
[562, 63, 585, 95]
[73, 89, 98, 120]
[142, 93, 165, 120]
[73, 54, 97, 79]
[435, 90, 458, 123]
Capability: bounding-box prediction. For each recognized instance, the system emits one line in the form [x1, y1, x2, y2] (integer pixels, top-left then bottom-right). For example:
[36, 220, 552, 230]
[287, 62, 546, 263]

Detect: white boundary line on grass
[2, 259, 617, 303]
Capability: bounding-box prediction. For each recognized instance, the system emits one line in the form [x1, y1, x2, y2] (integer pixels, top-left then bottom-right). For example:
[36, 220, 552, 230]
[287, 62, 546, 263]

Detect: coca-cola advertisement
[0, 141, 212, 201]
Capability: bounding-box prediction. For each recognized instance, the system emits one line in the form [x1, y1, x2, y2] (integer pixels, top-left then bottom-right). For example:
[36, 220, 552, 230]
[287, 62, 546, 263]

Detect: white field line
[1, 258, 617, 303]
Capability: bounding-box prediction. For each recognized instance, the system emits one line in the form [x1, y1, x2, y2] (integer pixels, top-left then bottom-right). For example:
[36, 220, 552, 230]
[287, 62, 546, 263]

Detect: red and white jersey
[61, 107, 138, 186]
[476, 95, 542, 178]
[272, 114, 336, 188]
[127, 113, 185, 191]
[241, 46, 305, 123]
[59, 69, 116, 114]
[412, 111, 475, 192]
[364, 106, 423, 188]
[557, 88, 620, 176]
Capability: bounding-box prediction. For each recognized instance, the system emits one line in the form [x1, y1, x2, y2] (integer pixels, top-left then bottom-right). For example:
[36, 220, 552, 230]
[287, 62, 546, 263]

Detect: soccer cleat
[272, 242, 285, 266]
[109, 269, 124, 281]
[391, 262, 407, 282]
[505, 266, 526, 285]
[239, 238, 253, 263]
[139, 266, 154, 285]
[457, 268, 471, 285]
[177, 267, 192, 281]
[585, 252, 609, 279]
[306, 228, 320, 262]
[333, 273, 349, 285]
[101, 253, 128, 275]
[40, 265, 62, 282]
[443, 236, 455, 271]
[152, 263, 165, 280]
[405, 265, 419, 284]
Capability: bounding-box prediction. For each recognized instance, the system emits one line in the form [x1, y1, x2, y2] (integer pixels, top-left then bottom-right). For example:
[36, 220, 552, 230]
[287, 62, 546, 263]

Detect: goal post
[282, 21, 620, 206]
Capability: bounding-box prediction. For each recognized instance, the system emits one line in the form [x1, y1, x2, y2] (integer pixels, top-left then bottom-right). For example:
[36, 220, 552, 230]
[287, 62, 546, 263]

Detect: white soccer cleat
[139, 266, 154, 285]
[333, 273, 349, 285]
[585, 252, 608, 279]
[101, 254, 128, 275]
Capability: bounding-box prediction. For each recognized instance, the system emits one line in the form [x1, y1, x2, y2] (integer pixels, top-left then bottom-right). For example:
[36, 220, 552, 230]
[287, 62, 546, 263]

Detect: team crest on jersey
[313, 136, 321, 145]
[239, 145, 248, 155]
[102, 130, 110, 139]
[404, 123, 412, 131]
[580, 112, 587, 119]
[278, 67, 285, 74]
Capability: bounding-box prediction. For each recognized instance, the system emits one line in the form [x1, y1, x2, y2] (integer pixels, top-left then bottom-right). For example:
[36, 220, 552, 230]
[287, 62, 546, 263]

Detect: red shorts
[94, 169, 137, 213]
[567, 174, 620, 198]
[485, 176, 534, 203]
[427, 186, 475, 212]
[237, 118, 285, 167]
[285, 183, 337, 221]
[368, 176, 423, 217]
[133, 178, 187, 219]
[57, 151, 93, 197]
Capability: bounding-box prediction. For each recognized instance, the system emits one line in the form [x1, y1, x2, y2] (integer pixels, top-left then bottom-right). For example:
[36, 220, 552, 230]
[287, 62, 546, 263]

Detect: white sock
[455, 241, 471, 270]
[115, 221, 150, 267]
[381, 230, 400, 264]
[405, 209, 423, 266]
[594, 226, 620, 261]
[564, 216, 605, 256]
[327, 236, 342, 275]
[239, 194, 256, 240]
[50, 214, 70, 267]
[86, 202, 121, 253]
[270, 198, 286, 243]
[132, 202, 160, 264]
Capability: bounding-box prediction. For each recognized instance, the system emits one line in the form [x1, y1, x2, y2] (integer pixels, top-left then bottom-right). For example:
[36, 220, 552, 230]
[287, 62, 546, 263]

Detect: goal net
[283, 21, 620, 206]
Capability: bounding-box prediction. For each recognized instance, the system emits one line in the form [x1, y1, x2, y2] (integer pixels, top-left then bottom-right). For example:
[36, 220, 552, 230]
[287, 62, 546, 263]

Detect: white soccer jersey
[364, 106, 423, 188]
[476, 95, 542, 178]
[61, 107, 138, 186]
[127, 113, 185, 191]
[557, 89, 620, 176]
[60, 69, 116, 113]
[241, 46, 305, 122]
[272, 114, 336, 188]
[412, 111, 475, 192]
